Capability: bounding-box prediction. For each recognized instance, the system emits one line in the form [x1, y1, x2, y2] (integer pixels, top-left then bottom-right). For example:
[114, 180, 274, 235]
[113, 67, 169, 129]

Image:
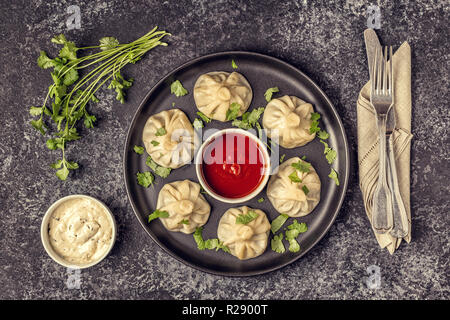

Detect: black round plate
[123, 51, 350, 276]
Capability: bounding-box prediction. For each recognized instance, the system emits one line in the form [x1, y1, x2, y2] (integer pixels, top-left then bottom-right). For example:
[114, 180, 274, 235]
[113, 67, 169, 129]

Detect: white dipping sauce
[48, 198, 113, 265]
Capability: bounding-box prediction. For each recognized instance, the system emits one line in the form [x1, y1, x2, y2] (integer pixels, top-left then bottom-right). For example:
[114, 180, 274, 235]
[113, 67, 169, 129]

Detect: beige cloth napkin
[357, 40, 413, 254]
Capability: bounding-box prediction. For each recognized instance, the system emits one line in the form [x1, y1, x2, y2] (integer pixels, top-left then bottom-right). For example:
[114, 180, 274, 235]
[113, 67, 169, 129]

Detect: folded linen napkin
[357, 30, 413, 254]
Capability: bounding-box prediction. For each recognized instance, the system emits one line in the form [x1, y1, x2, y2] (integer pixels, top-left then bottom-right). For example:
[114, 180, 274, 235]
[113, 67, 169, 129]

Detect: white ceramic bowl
[195, 128, 271, 203]
[40, 194, 117, 269]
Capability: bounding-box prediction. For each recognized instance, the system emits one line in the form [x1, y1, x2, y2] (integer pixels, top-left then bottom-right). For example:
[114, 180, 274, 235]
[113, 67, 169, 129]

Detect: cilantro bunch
[30, 27, 170, 180]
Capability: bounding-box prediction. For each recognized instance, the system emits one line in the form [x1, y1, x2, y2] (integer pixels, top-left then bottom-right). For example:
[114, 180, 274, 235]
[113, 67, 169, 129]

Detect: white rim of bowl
[195, 128, 271, 204]
[40, 194, 117, 269]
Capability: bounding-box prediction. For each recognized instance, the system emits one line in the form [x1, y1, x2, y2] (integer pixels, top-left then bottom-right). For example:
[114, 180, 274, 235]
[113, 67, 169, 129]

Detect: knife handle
[386, 135, 409, 238]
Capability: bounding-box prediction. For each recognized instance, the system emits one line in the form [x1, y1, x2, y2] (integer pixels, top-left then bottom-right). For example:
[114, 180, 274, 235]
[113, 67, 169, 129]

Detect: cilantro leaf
[193, 227, 206, 250]
[231, 59, 238, 69]
[325, 148, 337, 164]
[280, 154, 286, 163]
[55, 166, 69, 181]
[257, 197, 264, 203]
[204, 238, 230, 252]
[193, 118, 204, 129]
[37, 51, 55, 69]
[247, 107, 265, 126]
[179, 219, 190, 225]
[317, 130, 329, 140]
[145, 156, 171, 178]
[235, 210, 259, 224]
[287, 220, 308, 234]
[226, 102, 241, 121]
[30, 106, 44, 116]
[134, 145, 145, 154]
[155, 127, 166, 136]
[302, 185, 310, 195]
[148, 209, 169, 223]
[63, 68, 79, 86]
[99, 37, 119, 51]
[150, 140, 160, 146]
[231, 119, 252, 130]
[271, 233, 285, 253]
[196, 111, 211, 123]
[30, 118, 46, 135]
[291, 160, 311, 173]
[264, 87, 279, 102]
[288, 171, 302, 183]
[170, 80, 188, 97]
[271, 213, 289, 234]
[310, 112, 321, 121]
[288, 239, 301, 252]
[137, 171, 154, 188]
[83, 112, 96, 128]
[329, 168, 340, 186]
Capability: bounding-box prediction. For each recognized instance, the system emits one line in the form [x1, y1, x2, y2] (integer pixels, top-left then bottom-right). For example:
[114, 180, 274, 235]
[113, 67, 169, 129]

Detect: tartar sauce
[48, 197, 113, 265]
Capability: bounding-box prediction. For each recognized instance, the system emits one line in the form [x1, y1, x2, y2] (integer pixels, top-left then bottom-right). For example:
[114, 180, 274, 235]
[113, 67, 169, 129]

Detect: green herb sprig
[30, 27, 170, 180]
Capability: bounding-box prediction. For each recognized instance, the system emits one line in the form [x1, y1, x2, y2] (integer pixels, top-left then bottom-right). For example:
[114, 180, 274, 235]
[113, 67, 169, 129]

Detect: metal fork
[370, 46, 394, 233]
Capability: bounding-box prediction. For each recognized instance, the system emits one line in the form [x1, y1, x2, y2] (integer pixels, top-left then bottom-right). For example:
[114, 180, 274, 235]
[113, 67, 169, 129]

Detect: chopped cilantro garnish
[134, 145, 145, 154]
[231, 59, 238, 69]
[291, 160, 311, 173]
[226, 102, 241, 121]
[235, 210, 259, 224]
[170, 80, 188, 97]
[280, 154, 286, 163]
[264, 87, 279, 102]
[329, 168, 340, 186]
[145, 156, 171, 178]
[193, 118, 204, 129]
[136, 171, 154, 188]
[271, 233, 285, 253]
[155, 127, 167, 136]
[179, 219, 190, 225]
[317, 130, 329, 140]
[194, 227, 230, 253]
[148, 209, 169, 223]
[288, 239, 300, 252]
[150, 140, 160, 146]
[288, 171, 302, 183]
[271, 213, 289, 234]
[257, 197, 264, 203]
[196, 111, 211, 123]
[302, 185, 310, 195]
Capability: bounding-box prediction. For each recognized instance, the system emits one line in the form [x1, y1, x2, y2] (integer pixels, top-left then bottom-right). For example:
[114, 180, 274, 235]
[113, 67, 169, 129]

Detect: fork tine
[389, 46, 393, 96]
[383, 46, 388, 94]
[377, 45, 382, 94]
[371, 46, 377, 96]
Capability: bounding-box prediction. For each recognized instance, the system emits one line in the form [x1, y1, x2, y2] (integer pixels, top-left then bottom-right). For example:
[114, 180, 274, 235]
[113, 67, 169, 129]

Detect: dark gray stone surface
[0, 0, 448, 300]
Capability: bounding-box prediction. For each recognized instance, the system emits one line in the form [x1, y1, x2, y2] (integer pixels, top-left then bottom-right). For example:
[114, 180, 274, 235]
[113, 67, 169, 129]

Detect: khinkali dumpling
[262, 95, 316, 148]
[267, 157, 321, 217]
[142, 109, 196, 169]
[193, 71, 253, 122]
[157, 180, 211, 234]
[217, 206, 270, 260]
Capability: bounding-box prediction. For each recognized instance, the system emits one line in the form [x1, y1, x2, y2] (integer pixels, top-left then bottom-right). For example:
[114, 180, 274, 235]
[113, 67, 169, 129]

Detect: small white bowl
[41, 194, 117, 269]
[195, 128, 271, 203]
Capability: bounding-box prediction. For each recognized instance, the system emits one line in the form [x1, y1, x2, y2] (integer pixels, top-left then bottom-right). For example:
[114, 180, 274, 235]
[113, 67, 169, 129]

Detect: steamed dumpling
[157, 180, 211, 234]
[193, 71, 253, 122]
[267, 157, 321, 217]
[142, 109, 196, 169]
[262, 95, 316, 148]
[217, 206, 270, 260]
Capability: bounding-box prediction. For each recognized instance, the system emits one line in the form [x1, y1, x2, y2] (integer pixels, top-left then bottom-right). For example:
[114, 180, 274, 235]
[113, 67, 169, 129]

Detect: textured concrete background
[0, 0, 448, 299]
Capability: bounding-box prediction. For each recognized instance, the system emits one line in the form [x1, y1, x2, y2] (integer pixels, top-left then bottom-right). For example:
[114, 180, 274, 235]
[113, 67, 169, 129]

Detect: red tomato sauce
[201, 132, 266, 198]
